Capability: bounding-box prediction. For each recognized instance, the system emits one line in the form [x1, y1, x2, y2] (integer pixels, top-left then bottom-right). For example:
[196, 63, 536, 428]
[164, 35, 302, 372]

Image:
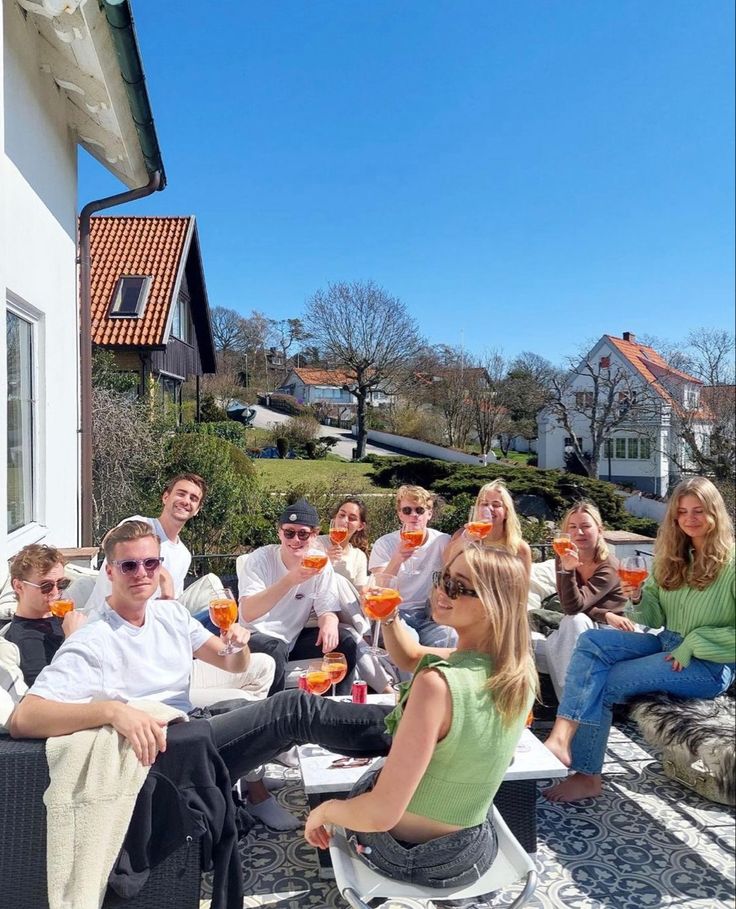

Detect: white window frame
[6, 292, 47, 547]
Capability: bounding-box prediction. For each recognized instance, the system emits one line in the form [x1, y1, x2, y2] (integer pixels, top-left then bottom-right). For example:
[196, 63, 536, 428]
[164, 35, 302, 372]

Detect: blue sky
[79, 0, 735, 364]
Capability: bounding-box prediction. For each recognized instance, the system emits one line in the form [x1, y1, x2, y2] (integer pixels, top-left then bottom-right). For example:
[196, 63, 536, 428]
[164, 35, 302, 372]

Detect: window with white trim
[171, 293, 192, 344]
[6, 310, 35, 531]
[606, 436, 652, 461]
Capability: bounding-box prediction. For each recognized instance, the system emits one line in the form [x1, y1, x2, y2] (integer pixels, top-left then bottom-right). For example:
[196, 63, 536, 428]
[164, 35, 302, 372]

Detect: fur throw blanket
[630, 693, 735, 805]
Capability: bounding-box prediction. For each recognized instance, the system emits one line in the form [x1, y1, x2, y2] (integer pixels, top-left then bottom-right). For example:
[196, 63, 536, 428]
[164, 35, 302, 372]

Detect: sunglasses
[110, 557, 164, 575]
[281, 528, 314, 541]
[432, 571, 479, 600]
[400, 506, 427, 516]
[22, 578, 72, 596]
[329, 756, 373, 769]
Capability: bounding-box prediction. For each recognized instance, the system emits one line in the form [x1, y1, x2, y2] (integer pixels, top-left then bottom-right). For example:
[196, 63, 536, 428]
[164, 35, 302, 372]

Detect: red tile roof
[606, 335, 702, 388]
[291, 368, 354, 386]
[90, 216, 192, 346]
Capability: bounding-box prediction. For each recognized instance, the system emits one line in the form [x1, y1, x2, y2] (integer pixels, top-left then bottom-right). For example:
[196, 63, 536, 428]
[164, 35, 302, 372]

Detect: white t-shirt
[368, 528, 450, 610]
[238, 544, 339, 648]
[86, 516, 192, 612]
[30, 599, 211, 713]
[317, 535, 369, 589]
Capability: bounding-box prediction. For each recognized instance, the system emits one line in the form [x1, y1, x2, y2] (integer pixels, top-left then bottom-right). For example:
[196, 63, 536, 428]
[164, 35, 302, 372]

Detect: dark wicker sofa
[0, 736, 202, 909]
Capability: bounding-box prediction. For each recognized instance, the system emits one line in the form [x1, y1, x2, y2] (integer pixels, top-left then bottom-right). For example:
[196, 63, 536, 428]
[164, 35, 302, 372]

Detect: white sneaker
[274, 746, 300, 768]
[248, 796, 301, 831]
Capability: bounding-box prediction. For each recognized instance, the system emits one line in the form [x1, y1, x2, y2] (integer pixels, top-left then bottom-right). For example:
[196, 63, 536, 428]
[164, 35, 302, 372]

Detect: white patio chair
[328, 805, 537, 908]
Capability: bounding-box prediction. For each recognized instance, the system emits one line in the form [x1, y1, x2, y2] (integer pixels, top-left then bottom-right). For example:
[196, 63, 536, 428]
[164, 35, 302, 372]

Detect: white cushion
[179, 573, 224, 616]
[0, 636, 27, 731]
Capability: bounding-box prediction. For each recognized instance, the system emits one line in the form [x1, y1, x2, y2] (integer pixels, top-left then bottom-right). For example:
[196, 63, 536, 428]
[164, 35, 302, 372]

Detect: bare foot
[543, 734, 572, 768]
[543, 772, 602, 803]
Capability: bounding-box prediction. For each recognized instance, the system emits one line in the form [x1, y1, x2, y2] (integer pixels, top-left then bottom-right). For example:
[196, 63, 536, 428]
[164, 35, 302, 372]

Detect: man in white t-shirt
[9, 520, 392, 781]
[239, 499, 359, 694]
[369, 484, 453, 647]
[86, 473, 207, 611]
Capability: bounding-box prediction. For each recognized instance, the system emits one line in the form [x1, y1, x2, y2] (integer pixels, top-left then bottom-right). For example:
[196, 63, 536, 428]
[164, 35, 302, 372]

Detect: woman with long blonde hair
[305, 545, 537, 886]
[544, 477, 735, 803]
[537, 501, 627, 699]
[445, 480, 532, 576]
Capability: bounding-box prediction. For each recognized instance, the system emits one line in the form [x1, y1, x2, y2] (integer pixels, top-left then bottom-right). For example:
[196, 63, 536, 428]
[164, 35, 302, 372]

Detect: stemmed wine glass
[618, 555, 648, 616]
[552, 531, 573, 575]
[304, 660, 332, 696]
[208, 587, 241, 655]
[400, 525, 426, 575]
[301, 538, 329, 572]
[322, 652, 348, 697]
[464, 504, 494, 541]
[329, 518, 350, 547]
[362, 572, 402, 656]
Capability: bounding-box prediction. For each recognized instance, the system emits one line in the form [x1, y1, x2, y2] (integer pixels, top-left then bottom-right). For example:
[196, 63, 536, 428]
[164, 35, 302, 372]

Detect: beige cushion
[0, 635, 27, 731]
[179, 573, 224, 616]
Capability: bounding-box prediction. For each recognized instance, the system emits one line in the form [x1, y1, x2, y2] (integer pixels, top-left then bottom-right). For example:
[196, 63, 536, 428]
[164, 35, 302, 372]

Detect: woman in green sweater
[304, 545, 537, 886]
[544, 476, 735, 803]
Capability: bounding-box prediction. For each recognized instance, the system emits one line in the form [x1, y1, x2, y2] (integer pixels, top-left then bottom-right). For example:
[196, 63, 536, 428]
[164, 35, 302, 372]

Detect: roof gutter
[101, 0, 167, 188]
[78, 171, 162, 546]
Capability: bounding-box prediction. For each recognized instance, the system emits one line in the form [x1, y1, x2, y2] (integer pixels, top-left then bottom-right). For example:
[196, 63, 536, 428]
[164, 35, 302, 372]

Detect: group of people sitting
[2, 470, 734, 891]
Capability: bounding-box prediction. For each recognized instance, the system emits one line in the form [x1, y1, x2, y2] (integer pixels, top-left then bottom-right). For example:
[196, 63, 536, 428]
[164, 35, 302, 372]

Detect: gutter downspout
[78, 170, 161, 546]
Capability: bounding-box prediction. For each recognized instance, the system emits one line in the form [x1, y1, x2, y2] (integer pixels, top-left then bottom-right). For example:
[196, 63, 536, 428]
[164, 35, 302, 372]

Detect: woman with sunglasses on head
[444, 480, 532, 578]
[305, 545, 537, 887]
[544, 477, 735, 803]
[369, 485, 451, 646]
[5, 544, 87, 685]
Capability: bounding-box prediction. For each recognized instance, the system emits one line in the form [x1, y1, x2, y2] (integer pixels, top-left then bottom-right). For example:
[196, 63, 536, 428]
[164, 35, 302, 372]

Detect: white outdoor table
[298, 695, 566, 875]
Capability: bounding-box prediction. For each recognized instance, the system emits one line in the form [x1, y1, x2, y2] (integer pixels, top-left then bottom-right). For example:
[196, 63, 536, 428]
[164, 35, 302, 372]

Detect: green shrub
[259, 392, 305, 416]
[199, 394, 228, 422]
[619, 515, 660, 539]
[177, 420, 248, 450]
[369, 457, 455, 490]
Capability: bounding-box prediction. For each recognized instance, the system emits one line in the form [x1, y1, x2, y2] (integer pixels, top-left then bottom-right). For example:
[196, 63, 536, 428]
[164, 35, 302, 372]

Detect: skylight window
[109, 276, 152, 317]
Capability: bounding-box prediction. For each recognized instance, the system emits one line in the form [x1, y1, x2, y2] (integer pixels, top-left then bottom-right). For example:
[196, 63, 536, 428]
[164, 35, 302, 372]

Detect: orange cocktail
[400, 529, 425, 548]
[329, 527, 349, 545]
[209, 598, 238, 631]
[50, 599, 74, 619]
[618, 568, 648, 588]
[466, 521, 493, 540]
[305, 668, 332, 696]
[552, 538, 574, 558]
[302, 553, 328, 570]
[364, 589, 402, 621]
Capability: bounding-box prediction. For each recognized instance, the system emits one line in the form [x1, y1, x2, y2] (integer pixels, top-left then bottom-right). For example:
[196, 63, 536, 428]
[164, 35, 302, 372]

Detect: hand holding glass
[552, 532, 574, 574]
[619, 555, 648, 614]
[50, 599, 75, 619]
[400, 525, 426, 575]
[208, 588, 241, 656]
[362, 572, 402, 656]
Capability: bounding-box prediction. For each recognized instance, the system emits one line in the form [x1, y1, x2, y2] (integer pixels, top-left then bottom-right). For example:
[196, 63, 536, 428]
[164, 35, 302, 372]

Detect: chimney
[623, 331, 636, 342]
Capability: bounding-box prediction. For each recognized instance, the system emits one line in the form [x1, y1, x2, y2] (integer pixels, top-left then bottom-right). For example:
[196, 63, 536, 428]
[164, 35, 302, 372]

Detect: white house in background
[1, 0, 164, 562]
[278, 368, 395, 410]
[537, 332, 709, 496]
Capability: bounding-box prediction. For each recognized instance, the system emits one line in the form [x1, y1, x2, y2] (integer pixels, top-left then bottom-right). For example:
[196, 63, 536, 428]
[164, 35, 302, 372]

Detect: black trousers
[202, 691, 393, 783]
[248, 626, 359, 695]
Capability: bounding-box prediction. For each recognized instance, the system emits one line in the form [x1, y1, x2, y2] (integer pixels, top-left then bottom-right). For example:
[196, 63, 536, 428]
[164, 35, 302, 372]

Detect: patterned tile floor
[200, 721, 735, 909]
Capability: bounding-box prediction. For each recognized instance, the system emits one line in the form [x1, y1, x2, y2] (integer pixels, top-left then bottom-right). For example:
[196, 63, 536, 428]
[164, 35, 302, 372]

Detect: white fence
[623, 492, 667, 523]
[357, 429, 497, 466]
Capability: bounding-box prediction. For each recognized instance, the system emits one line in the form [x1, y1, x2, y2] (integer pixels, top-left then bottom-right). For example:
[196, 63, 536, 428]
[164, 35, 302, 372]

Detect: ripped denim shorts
[344, 763, 498, 887]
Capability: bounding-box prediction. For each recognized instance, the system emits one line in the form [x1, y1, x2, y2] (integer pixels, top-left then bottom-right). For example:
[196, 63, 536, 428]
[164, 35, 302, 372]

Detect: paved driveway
[248, 404, 395, 460]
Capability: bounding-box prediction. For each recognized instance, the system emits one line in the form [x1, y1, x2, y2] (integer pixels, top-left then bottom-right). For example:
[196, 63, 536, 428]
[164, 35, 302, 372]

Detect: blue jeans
[402, 604, 458, 648]
[345, 764, 497, 887]
[558, 628, 735, 775]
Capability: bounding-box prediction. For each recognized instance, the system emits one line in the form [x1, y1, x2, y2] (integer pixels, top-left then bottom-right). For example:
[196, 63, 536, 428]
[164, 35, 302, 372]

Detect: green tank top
[384, 650, 532, 827]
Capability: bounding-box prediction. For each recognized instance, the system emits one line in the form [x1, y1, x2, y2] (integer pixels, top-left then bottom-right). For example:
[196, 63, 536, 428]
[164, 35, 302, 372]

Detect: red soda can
[351, 680, 368, 704]
[298, 672, 308, 691]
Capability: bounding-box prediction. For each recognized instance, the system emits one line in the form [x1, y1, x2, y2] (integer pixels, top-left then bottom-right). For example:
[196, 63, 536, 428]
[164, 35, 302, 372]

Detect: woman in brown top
[537, 501, 629, 700]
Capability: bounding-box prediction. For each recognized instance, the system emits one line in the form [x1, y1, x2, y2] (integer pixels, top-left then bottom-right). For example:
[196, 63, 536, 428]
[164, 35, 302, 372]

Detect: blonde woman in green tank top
[304, 545, 538, 887]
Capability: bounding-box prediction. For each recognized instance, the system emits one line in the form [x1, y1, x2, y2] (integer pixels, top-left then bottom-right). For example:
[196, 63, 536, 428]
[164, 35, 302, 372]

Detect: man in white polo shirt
[239, 499, 359, 694]
[369, 484, 452, 647]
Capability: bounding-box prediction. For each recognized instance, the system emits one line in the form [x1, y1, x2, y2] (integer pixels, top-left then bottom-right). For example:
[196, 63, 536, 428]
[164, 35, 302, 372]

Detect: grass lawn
[493, 449, 535, 465]
[253, 458, 391, 491]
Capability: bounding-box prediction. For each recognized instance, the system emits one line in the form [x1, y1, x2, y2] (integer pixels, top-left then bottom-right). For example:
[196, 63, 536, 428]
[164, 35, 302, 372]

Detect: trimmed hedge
[258, 393, 306, 416]
[177, 421, 248, 450]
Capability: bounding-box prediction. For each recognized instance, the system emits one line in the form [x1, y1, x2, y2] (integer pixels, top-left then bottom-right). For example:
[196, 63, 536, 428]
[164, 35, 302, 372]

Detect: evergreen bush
[177, 420, 248, 450]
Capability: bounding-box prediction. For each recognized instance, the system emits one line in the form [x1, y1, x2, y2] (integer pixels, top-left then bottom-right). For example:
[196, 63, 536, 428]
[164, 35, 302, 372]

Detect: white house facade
[537, 332, 708, 496]
[1, 0, 163, 562]
[278, 368, 394, 409]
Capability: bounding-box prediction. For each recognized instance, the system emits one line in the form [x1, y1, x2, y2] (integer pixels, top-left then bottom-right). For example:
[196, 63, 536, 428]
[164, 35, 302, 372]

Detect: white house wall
[1, 2, 79, 561]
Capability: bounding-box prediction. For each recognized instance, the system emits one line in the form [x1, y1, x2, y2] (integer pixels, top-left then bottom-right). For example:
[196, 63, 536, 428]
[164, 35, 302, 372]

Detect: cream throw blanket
[44, 700, 187, 909]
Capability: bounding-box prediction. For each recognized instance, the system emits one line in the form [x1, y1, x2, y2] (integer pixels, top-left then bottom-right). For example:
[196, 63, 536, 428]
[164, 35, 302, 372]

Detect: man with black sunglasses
[4, 545, 87, 685]
[369, 485, 452, 647]
[239, 499, 359, 695]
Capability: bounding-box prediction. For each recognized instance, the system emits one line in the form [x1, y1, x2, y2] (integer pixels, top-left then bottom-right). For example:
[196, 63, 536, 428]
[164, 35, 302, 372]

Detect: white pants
[190, 653, 276, 783]
[534, 613, 597, 701]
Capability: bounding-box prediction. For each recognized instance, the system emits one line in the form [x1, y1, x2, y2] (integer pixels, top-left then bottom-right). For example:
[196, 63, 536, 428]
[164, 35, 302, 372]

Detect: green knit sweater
[384, 650, 532, 827]
[631, 552, 735, 668]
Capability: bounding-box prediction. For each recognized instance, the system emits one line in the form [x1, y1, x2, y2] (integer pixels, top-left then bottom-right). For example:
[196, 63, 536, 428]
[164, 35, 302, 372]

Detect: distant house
[537, 332, 710, 496]
[2, 0, 164, 559]
[90, 215, 216, 417]
[277, 368, 395, 410]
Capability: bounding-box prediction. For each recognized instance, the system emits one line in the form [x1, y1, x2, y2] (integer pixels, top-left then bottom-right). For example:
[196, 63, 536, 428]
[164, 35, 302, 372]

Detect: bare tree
[549, 353, 660, 479]
[306, 281, 423, 458]
[498, 351, 555, 453]
[211, 306, 247, 355]
[468, 350, 510, 455]
[268, 318, 311, 374]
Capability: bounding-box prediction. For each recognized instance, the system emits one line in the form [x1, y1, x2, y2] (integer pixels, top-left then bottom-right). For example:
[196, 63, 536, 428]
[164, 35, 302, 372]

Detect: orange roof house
[89, 215, 216, 413]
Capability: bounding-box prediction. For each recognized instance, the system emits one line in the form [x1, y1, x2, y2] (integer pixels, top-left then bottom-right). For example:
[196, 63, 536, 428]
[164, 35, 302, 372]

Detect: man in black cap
[239, 499, 359, 694]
